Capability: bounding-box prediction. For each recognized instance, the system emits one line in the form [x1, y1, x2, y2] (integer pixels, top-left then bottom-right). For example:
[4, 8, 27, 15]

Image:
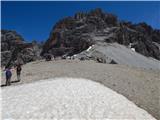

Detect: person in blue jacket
[5, 67, 12, 86]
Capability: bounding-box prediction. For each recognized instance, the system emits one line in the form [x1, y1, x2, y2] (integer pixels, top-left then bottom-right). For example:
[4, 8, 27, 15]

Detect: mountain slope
[1, 60, 159, 119]
[42, 8, 160, 61]
[76, 43, 160, 70]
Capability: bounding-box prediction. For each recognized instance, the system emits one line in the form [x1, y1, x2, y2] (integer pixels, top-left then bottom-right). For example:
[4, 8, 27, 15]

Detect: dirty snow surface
[2, 78, 156, 120]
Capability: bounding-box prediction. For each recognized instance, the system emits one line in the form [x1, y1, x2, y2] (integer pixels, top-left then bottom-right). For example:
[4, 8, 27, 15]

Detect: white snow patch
[73, 54, 77, 57]
[67, 56, 71, 59]
[2, 78, 156, 120]
[129, 43, 132, 48]
[86, 46, 92, 52]
[131, 48, 135, 52]
[86, 45, 95, 52]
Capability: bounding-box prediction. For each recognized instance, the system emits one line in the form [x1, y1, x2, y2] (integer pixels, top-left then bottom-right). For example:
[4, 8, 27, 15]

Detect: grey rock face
[75, 43, 160, 70]
[1, 51, 12, 67]
[42, 8, 160, 61]
[1, 30, 42, 67]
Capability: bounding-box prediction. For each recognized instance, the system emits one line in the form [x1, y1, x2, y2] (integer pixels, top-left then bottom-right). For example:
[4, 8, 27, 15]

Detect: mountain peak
[41, 8, 160, 61]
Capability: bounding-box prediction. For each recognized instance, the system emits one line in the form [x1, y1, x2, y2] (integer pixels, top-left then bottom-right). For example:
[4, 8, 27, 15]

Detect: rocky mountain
[1, 30, 42, 67]
[41, 8, 160, 61]
[1, 8, 160, 69]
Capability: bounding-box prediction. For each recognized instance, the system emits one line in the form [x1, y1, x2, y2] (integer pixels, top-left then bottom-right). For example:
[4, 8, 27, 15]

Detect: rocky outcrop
[1, 30, 24, 51]
[1, 30, 42, 67]
[42, 8, 160, 61]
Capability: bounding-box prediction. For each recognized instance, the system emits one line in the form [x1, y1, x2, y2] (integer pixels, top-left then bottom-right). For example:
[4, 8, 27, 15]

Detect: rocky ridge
[1, 8, 160, 68]
[1, 30, 42, 67]
[42, 8, 160, 61]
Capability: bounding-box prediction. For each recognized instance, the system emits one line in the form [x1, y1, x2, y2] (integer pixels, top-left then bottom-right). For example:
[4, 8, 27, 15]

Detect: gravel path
[1, 60, 160, 119]
[2, 78, 156, 119]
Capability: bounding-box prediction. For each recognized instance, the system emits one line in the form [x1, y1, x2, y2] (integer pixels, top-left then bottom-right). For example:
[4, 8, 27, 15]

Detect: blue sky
[1, 1, 160, 42]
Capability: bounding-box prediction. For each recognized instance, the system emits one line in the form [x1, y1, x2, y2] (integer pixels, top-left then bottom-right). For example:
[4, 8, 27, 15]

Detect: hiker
[16, 64, 22, 81]
[5, 67, 12, 86]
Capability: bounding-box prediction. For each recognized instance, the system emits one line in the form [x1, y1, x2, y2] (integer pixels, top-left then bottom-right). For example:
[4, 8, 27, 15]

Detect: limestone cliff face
[1, 30, 42, 67]
[42, 8, 160, 60]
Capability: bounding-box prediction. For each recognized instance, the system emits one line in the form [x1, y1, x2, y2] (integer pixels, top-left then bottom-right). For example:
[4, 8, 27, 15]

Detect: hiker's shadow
[11, 80, 20, 83]
[1, 84, 7, 87]
[1, 80, 20, 87]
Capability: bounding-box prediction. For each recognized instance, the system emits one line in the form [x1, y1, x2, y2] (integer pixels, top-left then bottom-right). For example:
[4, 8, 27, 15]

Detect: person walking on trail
[5, 67, 12, 86]
[16, 64, 22, 82]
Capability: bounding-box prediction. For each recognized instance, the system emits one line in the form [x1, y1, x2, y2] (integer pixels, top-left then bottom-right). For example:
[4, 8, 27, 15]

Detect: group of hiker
[4, 64, 22, 86]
